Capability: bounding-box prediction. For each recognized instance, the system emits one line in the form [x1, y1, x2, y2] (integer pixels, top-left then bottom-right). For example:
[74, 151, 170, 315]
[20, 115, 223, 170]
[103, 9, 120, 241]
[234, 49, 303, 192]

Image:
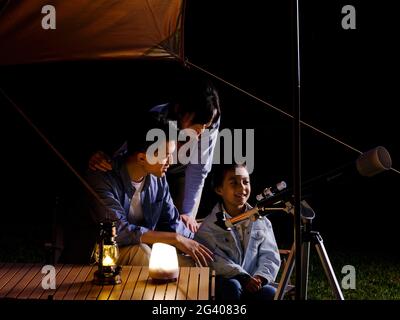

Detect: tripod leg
[275, 243, 295, 300]
[300, 240, 310, 300]
[313, 232, 344, 300]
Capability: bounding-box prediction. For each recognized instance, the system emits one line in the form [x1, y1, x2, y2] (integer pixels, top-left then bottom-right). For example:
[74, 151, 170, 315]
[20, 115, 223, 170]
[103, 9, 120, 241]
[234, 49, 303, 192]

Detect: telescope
[215, 146, 392, 230]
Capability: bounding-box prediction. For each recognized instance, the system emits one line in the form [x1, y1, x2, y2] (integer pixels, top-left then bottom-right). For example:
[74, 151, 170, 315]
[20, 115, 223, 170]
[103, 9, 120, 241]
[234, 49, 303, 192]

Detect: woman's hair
[126, 114, 177, 156]
[211, 163, 248, 190]
[174, 71, 221, 126]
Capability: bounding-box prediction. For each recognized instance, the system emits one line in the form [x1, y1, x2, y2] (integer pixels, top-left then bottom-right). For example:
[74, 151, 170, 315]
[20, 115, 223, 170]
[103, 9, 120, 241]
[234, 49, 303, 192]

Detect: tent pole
[292, 0, 303, 300]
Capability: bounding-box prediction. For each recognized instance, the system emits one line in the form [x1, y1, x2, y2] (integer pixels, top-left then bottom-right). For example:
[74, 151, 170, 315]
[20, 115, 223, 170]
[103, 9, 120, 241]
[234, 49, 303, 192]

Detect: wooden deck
[0, 263, 215, 300]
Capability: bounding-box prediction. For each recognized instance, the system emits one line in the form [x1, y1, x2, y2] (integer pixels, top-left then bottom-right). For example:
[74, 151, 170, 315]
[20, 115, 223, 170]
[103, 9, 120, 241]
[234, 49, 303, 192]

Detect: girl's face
[216, 166, 251, 212]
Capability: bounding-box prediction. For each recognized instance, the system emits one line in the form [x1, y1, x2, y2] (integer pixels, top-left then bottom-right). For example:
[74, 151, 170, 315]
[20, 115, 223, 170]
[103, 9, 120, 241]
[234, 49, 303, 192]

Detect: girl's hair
[211, 163, 248, 190]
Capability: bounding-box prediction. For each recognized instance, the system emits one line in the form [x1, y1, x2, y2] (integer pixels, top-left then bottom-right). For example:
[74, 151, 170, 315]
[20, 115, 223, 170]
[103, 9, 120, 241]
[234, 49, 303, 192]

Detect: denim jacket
[86, 156, 193, 247]
[195, 203, 281, 284]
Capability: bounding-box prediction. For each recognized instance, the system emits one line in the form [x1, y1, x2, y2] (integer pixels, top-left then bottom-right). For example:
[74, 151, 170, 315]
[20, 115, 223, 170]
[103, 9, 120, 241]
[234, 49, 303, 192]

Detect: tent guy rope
[163, 50, 400, 176]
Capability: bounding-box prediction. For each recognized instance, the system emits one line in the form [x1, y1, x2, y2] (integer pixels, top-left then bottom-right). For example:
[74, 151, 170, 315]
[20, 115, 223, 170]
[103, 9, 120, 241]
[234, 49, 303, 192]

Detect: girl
[195, 164, 281, 300]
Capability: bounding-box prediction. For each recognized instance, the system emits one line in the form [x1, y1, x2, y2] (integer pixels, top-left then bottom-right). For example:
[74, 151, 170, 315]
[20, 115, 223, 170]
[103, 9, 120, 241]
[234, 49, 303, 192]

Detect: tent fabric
[0, 0, 184, 65]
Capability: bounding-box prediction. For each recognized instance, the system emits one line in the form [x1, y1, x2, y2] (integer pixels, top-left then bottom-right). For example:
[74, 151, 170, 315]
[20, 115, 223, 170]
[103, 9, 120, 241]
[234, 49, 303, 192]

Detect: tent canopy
[0, 0, 184, 65]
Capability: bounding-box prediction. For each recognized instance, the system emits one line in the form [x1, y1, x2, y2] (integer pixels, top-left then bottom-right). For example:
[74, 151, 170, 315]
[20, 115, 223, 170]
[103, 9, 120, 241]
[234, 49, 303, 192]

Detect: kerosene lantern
[92, 221, 122, 285]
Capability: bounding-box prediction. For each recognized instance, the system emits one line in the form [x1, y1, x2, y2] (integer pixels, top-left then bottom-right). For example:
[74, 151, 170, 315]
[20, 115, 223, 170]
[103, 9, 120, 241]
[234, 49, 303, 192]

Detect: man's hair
[126, 114, 177, 156]
[211, 163, 248, 190]
[176, 71, 221, 126]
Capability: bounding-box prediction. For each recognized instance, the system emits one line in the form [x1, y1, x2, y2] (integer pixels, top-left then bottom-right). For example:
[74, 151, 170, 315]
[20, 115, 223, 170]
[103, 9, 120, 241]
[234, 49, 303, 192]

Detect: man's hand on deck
[176, 235, 214, 267]
[180, 214, 199, 233]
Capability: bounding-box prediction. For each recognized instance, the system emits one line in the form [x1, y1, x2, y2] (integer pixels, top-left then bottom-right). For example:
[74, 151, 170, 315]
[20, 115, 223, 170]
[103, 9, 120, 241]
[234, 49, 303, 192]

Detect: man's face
[142, 140, 176, 177]
[216, 166, 251, 210]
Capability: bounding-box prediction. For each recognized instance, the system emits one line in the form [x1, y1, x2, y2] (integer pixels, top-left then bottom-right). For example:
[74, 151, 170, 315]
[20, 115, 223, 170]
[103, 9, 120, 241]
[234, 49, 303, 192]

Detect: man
[86, 117, 213, 266]
[89, 72, 221, 232]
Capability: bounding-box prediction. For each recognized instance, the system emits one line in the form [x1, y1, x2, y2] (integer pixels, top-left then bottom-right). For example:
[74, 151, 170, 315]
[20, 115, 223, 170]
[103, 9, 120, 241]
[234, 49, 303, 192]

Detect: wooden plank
[0, 264, 24, 292]
[120, 266, 141, 300]
[108, 266, 132, 300]
[0, 264, 33, 298]
[85, 283, 102, 300]
[84, 270, 104, 300]
[175, 267, 190, 300]
[29, 265, 63, 300]
[153, 281, 168, 300]
[0, 263, 14, 280]
[210, 270, 216, 300]
[97, 284, 115, 300]
[142, 277, 157, 300]
[187, 267, 200, 300]
[5, 265, 42, 299]
[87, 267, 124, 300]
[63, 265, 93, 300]
[40, 265, 73, 299]
[53, 265, 82, 300]
[131, 267, 149, 300]
[0, 263, 4, 284]
[165, 278, 178, 300]
[19, 265, 51, 299]
[74, 266, 97, 300]
[0, 263, 4, 281]
[198, 267, 210, 300]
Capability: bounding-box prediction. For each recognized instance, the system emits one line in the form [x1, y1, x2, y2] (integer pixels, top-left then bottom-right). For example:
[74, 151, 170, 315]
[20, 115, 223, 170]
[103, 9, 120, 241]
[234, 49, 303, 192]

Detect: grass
[304, 250, 400, 300]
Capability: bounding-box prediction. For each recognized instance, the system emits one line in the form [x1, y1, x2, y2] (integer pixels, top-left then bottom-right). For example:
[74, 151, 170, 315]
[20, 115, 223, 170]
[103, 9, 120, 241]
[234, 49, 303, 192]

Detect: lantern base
[93, 267, 122, 285]
[149, 269, 179, 283]
[150, 278, 178, 284]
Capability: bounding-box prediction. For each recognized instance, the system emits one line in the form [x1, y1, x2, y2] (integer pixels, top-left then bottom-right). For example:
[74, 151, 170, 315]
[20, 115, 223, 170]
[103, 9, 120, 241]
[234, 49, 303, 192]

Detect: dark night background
[0, 0, 399, 264]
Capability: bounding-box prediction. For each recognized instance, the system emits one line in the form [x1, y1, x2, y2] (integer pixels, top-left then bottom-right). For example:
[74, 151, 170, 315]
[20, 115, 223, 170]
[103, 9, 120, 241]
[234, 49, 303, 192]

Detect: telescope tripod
[274, 214, 344, 300]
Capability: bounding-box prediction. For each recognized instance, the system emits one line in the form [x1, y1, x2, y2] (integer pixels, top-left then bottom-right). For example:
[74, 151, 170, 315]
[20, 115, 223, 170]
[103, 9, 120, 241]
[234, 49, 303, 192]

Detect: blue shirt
[113, 103, 220, 216]
[86, 156, 193, 247]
